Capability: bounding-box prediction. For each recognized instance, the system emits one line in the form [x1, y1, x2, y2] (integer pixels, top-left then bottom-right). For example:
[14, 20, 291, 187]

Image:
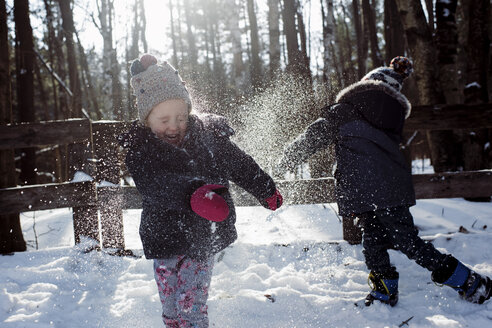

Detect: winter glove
[190, 184, 230, 222]
[262, 189, 283, 211]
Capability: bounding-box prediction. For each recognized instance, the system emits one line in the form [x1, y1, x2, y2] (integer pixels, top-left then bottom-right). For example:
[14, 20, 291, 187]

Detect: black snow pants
[358, 206, 447, 274]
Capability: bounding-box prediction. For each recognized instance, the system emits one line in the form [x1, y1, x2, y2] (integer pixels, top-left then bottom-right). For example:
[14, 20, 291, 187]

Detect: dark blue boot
[432, 255, 492, 304]
[365, 270, 399, 306]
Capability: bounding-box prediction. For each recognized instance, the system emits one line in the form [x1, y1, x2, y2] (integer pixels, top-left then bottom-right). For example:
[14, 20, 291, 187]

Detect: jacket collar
[335, 80, 412, 119]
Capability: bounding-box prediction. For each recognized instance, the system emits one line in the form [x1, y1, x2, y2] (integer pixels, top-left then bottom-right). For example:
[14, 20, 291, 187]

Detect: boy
[277, 57, 491, 306]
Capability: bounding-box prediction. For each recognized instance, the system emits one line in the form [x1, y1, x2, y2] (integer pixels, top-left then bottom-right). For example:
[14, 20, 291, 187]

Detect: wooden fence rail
[2, 170, 492, 214]
[1, 103, 492, 250]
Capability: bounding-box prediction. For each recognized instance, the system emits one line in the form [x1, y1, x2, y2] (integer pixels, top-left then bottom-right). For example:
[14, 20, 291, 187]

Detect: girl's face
[146, 99, 189, 146]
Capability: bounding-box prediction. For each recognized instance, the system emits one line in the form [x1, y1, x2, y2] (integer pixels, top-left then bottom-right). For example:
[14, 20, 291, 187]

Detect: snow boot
[432, 255, 492, 304]
[365, 269, 399, 306]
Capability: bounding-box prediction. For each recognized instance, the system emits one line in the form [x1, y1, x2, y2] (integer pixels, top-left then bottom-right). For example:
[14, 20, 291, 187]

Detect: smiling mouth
[164, 134, 181, 143]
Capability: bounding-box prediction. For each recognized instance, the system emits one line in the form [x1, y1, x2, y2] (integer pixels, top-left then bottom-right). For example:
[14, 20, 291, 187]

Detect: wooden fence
[1, 103, 492, 250]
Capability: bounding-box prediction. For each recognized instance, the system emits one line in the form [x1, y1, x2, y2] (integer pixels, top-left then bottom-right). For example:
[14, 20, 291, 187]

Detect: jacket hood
[335, 80, 412, 119]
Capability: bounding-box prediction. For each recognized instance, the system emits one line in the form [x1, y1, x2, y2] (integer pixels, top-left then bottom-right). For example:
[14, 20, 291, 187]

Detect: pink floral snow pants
[153, 256, 214, 328]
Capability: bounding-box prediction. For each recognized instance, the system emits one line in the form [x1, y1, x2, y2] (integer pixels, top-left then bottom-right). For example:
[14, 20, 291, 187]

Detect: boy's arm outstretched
[278, 104, 341, 175]
[216, 136, 277, 203]
[203, 113, 281, 209]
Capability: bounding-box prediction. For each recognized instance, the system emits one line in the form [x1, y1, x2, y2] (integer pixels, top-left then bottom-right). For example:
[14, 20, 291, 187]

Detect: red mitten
[190, 184, 230, 222]
[264, 189, 283, 211]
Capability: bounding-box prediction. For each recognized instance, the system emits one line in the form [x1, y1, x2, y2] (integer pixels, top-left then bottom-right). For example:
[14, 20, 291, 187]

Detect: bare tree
[395, 0, 462, 173]
[95, 0, 123, 120]
[183, 0, 198, 73]
[384, 0, 405, 62]
[247, 0, 262, 88]
[58, 0, 81, 117]
[1, 0, 27, 254]
[296, 0, 311, 82]
[321, 0, 335, 83]
[75, 31, 102, 119]
[169, 0, 179, 67]
[362, 0, 383, 68]
[138, 0, 147, 53]
[352, 0, 367, 78]
[339, 3, 358, 85]
[462, 0, 491, 173]
[227, 0, 246, 90]
[395, 0, 443, 104]
[436, 0, 460, 104]
[283, 0, 300, 71]
[14, 0, 37, 185]
[268, 0, 281, 77]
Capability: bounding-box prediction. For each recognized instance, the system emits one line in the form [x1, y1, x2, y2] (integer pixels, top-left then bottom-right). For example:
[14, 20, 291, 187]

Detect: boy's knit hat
[362, 56, 414, 91]
[130, 54, 191, 123]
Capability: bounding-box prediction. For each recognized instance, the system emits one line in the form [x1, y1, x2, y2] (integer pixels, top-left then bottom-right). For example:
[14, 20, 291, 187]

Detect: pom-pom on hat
[362, 56, 414, 91]
[130, 54, 191, 123]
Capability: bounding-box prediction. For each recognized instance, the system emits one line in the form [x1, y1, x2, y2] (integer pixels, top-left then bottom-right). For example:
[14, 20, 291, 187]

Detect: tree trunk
[34, 59, 49, 121]
[176, 0, 185, 64]
[321, 0, 335, 83]
[268, 0, 281, 77]
[169, 0, 179, 68]
[183, 0, 198, 74]
[433, 0, 463, 174]
[43, 0, 60, 121]
[127, 0, 142, 119]
[109, 12, 123, 120]
[58, 0, 81, 118]
[58, 0, 88, 181]
[97, 0, 114, 119]
[138, 0, 147, 53]
[282, 0, 300, 71]
[1, 0, 27, 253]
[384, 0, 405, 63]
[54, 5, 69, 121]
[75, 32, 102, 119]
[362, 0, 383, 68]
[97, 0, 122, 120]
[44, 0, 67, 182]
[425, 0, 434, 33]
[296, 1, 311, 82]
[247, 0, 262, 88]
[352, 0, 367, 78]
[395, 0, 460, 173]
[436, 0, 461, 104]
[14, 0, 37, 186]
[463, 0, 491, 173]
[227, 0, 246, 91]
[340, 3, 357, 84]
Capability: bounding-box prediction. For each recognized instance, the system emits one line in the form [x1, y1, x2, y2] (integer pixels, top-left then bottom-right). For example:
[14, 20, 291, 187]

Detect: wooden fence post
[73, 205, 99, 245]
[71, 118, 100, 246]
[93, 122, 128, 249]
[70, 180, 99, 245]
[342, 216, 362, 245]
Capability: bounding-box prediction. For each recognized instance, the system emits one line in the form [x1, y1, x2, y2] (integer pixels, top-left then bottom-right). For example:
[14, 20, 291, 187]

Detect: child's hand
[262, 189, 283, 211]
[190, 184, 230, 222]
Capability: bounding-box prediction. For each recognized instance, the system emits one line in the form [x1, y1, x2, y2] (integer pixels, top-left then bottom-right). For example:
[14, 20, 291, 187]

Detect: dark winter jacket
[279, 80, 416, 216]
[119, 114, 277, 260]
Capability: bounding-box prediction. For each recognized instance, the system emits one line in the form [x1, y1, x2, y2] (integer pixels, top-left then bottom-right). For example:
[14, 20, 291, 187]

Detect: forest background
[0, 0, 491, 252]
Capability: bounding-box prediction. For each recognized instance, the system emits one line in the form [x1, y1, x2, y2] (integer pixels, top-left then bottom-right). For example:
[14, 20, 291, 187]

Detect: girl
[119, 54, 283, 327]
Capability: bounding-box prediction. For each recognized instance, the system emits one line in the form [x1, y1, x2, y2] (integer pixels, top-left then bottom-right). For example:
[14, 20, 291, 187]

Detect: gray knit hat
[130, 54, 191, 123]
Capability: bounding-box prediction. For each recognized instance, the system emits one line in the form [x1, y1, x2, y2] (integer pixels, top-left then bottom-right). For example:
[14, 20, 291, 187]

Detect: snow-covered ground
[2, 196, 492, 327]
